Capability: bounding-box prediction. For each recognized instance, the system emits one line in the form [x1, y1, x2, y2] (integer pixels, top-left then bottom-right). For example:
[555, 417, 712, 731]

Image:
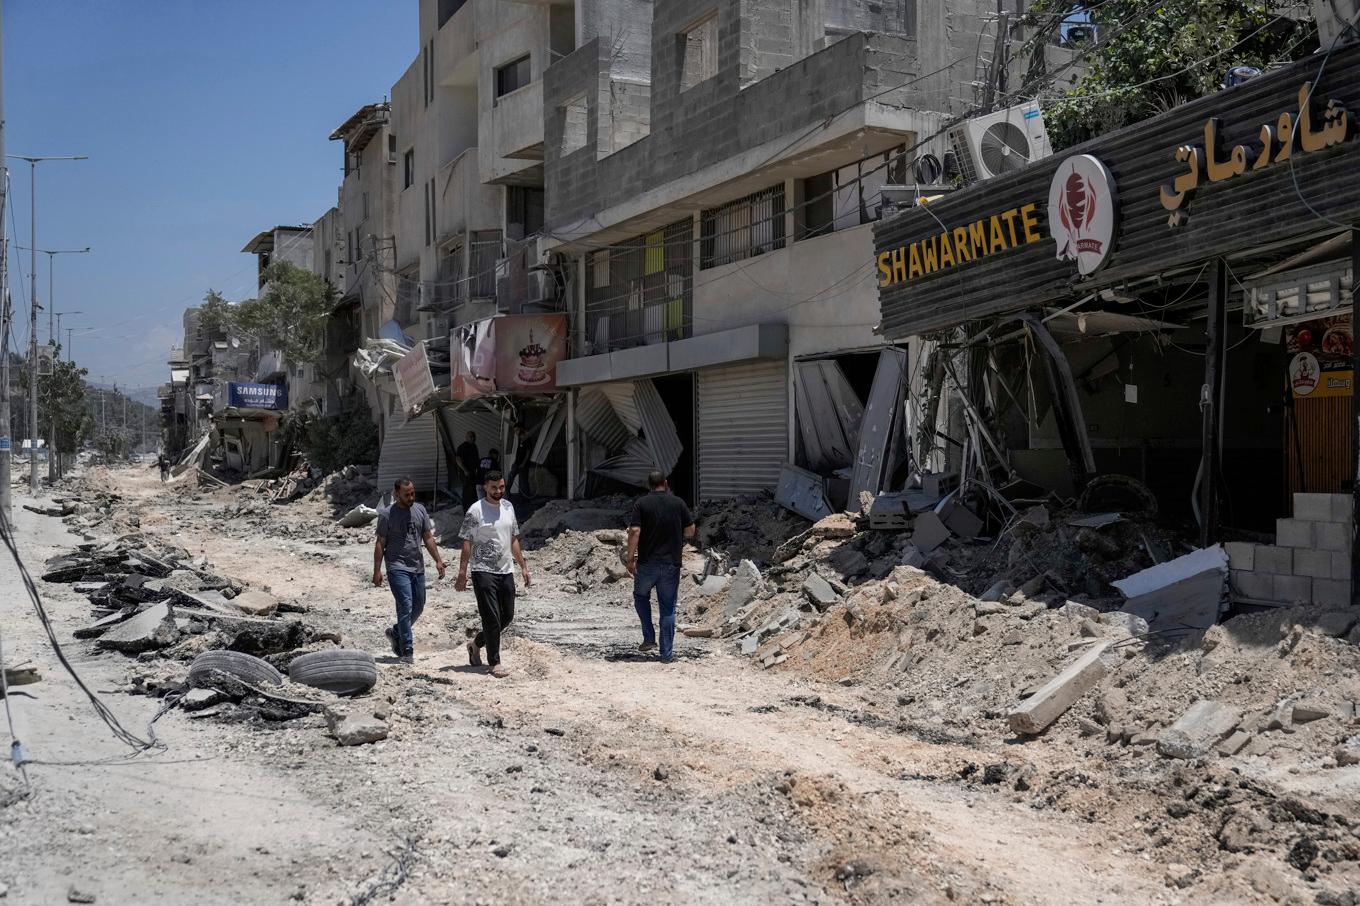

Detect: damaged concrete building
[874, 37, 1360, 610]
[541, 0, 1062, 505]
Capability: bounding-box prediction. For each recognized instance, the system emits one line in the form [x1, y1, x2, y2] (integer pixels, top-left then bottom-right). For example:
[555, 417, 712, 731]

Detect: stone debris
[1157, 700, 1241, 760]
[326, 705, 390, 746]
[801, 573, 840, 611]
[94, 602, 178, 653]
[338, 504, 378, 528]
[1007, 641, 1112, 735]
[231, 589, 280, 617]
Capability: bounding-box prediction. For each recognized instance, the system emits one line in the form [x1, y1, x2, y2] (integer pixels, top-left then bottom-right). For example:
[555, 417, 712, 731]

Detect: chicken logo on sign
[1048, 154, 1119, 276]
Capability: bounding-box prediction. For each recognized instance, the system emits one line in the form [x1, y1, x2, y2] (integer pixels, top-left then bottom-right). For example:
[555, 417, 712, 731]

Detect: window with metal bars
[700, 185, 786, 269]
[584, 219, 693, 353]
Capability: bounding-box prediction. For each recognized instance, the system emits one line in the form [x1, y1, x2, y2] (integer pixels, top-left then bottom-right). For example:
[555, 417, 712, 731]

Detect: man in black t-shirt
[626, 470, 696, 663]
[455, 431, 479, 507]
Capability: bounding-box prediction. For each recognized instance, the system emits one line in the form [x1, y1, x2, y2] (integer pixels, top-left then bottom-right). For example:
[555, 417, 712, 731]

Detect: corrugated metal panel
[794, 360, 865, 472]
[849, 348, 909, 502]
[577, 388, 634, 451]
[633, 378, 682, 473]
[698, 360, 788, 500]
[377, 413, 441, 492]
[1287, 395, 1355, 496]
[599, 382, 642, 432]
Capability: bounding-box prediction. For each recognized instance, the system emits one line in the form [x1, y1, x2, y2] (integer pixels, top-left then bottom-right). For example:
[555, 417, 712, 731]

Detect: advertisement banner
[394, 342, 436, 413]
[227, 381, 288, 410]
[493, 313, 568, 392]
[450, 314, 568, 400]
[1286, 314, 1354, 398]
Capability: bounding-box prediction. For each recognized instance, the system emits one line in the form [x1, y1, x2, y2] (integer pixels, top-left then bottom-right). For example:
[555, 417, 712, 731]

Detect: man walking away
[627, 471, 695, 664]
[456, 470, 531, 678]
[455, 431, 480, 508]
[373, 477, 447, 663]
[157, 452, 169, 482]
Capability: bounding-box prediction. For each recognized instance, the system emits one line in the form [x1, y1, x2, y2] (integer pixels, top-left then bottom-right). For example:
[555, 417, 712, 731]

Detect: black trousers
[461, 478, 477, 508]
[472, 572, 516, 666]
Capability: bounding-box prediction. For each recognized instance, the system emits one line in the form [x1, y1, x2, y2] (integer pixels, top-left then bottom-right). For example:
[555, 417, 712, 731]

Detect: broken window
[700, 184, 785, 269]
[585, 219, 692, 353]
[561, 93, 588, 156]
[680, 14, 718, 92]
[496, 55, 532, 99]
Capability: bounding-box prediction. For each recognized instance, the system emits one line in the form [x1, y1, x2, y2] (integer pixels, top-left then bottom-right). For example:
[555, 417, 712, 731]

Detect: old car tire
[287, 650, 377, 696]
[189, 650, 283, 687]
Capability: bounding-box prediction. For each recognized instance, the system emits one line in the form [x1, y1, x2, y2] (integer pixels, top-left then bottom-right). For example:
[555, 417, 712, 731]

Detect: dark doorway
[654, 373, 697, 506]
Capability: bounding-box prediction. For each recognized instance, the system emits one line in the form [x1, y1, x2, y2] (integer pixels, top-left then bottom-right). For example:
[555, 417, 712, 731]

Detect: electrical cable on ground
[0, 503, 167, 762]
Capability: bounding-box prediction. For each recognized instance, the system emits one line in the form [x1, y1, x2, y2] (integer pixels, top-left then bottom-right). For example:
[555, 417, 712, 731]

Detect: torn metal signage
[579, 379, 683, 488]
[775, 464, 834, 522]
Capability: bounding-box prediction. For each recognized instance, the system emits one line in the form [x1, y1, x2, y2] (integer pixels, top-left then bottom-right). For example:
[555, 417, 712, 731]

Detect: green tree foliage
[1022, 0, 1316, 149]
[197, 289, 236, 338]
[93, 430, 128, 461]
[234, 261, 337, 371]
[284, 393, 380, 474]
[38, 359, 95, 457]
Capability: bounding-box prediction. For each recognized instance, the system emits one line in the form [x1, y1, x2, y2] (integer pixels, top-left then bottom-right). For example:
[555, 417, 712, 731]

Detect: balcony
[492, 80, 544, 162]
[435, 0, 477, 86]
[437, 148, 501, 244]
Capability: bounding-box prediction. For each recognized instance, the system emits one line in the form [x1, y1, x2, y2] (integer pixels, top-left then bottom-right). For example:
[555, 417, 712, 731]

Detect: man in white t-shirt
[455, 470, 531, 677]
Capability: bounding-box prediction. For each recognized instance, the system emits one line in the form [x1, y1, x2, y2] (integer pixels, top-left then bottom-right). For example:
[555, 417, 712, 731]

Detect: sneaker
[489, 664, 510, 678]
[400, 650, 414, 665]
[467, 640, 483, 667]
[385, 626, 401, 657]
[638, 641, 657, 653]
[659, 655, 675, 665]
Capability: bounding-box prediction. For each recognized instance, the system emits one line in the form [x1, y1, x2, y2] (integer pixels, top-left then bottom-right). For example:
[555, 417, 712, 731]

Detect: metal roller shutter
[377, 413, 441, 493]
[697, 359, 788, 501]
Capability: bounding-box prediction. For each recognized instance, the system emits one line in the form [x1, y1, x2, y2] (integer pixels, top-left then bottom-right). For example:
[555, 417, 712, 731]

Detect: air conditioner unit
[947, 103, 1052, 184]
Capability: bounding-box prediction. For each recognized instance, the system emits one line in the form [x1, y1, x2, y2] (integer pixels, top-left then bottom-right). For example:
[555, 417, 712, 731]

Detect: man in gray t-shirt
[373, 478, 446, 662]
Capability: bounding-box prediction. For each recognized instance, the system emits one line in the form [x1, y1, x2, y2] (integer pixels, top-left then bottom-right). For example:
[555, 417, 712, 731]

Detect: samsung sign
[227, 381, 287, 410]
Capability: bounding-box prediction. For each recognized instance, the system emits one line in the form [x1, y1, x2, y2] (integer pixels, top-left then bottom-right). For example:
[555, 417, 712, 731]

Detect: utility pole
[8, 154, 88, 494]
[0, 0, 10, 521]
[55, 309, 80, 360]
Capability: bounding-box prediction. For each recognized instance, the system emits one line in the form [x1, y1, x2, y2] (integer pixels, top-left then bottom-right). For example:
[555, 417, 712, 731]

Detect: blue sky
[5, 1, 412, 390]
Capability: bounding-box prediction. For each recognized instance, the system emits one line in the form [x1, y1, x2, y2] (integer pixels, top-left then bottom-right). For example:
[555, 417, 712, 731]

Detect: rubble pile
[37, 533, 392, 741]
[300, 464, 377, 512]
[694, 494, 810, 565]
[532, 529, 634, 591]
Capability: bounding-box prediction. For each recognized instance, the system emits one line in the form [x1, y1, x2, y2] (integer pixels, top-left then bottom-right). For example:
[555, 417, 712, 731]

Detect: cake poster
[493, 314, 568, 392]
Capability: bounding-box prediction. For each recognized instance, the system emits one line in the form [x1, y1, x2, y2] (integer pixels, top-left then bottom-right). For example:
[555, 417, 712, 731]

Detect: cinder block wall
[1228, 493, 1354, 606]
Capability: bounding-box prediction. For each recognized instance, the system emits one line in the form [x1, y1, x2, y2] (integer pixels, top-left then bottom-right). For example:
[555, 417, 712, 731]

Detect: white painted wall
[691, 222, 883, 359]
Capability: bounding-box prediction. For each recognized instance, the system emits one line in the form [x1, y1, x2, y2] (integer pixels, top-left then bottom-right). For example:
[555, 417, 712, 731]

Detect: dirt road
[0, 467, 1254, 904]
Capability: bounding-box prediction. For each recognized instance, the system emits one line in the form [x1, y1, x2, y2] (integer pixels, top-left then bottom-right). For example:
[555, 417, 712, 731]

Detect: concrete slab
[232, 589, 280, 617]
[1007, 641, 1112, 736]
[95, 602, 178, 654]
[1157, 700, 1241, 759]
[910, 511, 950, 553]
[801, 573, 839, 611]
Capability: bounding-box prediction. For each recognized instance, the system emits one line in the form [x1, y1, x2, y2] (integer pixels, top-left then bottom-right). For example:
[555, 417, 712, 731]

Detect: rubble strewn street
[1, 465, 1358, 904]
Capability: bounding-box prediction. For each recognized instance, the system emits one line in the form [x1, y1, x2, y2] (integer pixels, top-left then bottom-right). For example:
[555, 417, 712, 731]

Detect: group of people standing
[372, 465, 694, 676]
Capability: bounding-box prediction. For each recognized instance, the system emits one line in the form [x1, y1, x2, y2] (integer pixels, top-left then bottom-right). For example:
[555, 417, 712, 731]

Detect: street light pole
[55, 309, 81, 360]
[20, 248, 88, 481]
[8, 153, 88, 494]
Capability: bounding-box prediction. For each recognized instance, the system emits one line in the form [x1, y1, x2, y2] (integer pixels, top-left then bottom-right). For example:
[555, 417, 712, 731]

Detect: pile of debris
[302, 464, 377, 511]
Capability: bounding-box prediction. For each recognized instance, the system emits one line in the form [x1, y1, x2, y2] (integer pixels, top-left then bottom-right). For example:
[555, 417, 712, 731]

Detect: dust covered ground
[1, 465, 1357, 904]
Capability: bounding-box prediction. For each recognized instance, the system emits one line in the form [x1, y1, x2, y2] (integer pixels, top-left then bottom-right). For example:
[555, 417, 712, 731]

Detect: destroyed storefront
[354, 313, 570, 504]
[211, 381, 289, 475]
[873, 42, 1360, 612]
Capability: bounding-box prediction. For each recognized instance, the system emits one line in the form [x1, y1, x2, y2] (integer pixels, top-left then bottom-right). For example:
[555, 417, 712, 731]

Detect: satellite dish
[913, 153, 944, 185]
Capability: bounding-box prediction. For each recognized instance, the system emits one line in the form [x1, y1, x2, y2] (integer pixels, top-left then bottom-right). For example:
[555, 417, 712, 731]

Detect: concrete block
[1157, 700, 1241, 759]
[723, 560, 764, 617]
[910, 511, 951, 553]
[1007, 641, 1111, 735]
[1316, 521, 1350, 552]
[801, 573, 840, 611]
[1332, 494, 1355, 523]
[1099, 611, 1149, 636]
[1334, 553, 1353, 581]
[232, 589, 279, 617]
[1293, 493, 1334, 522]
[1276, 518, 1314, 548]
[1231, 570, 1274, 601]
[1294, 548, 1334, 579]
[1254, 545, 1293, 575]
[1224, 541, 1254, 571]
[1312, 578, 1351, 606]
[1273, 574, 1312, 604]
[1217, 729, 1252, 756]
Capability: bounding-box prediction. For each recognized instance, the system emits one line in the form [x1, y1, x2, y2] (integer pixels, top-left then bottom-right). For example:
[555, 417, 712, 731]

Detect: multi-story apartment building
[540, 0, 1035, 503]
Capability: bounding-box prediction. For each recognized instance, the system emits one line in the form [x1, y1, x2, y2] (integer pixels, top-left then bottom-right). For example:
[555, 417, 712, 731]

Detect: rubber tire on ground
[287, 650, 378, 696]
[188, 650, 283, 687]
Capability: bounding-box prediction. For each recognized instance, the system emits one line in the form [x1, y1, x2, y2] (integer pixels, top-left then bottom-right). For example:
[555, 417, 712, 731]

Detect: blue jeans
[388, 569, 426, 654]
[633, 562, 681, 660]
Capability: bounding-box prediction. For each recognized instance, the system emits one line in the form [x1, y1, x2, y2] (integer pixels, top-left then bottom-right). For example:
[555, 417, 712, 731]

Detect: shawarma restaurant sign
[1159, 82, 1352, 225]
[876, 81, 1353, 291]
